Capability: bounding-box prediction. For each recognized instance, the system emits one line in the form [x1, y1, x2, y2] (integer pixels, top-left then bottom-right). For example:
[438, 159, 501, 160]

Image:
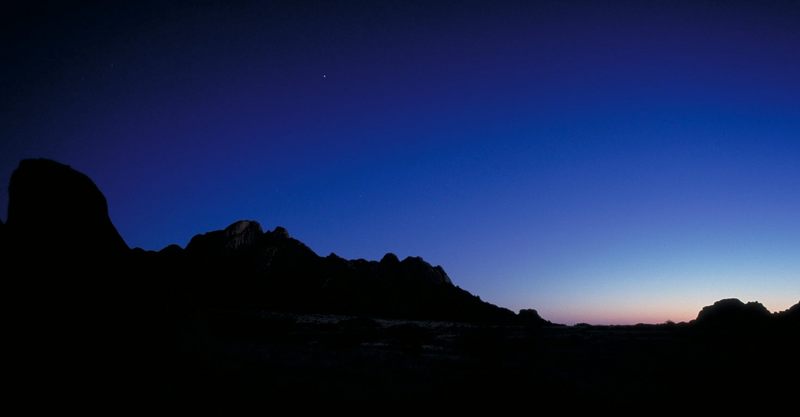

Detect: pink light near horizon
[485, 233, 800, 325]
[536, 296, 798, 326]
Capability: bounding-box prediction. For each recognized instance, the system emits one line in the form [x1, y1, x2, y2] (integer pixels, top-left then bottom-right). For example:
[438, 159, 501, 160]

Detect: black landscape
[2, 159, 798, 412]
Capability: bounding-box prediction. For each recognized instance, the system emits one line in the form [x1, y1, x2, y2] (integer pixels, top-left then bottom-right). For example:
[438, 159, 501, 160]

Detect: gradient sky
[2, 1, 799, 324]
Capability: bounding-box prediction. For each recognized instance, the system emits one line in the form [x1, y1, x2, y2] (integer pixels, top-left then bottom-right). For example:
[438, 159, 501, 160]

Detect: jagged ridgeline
[2, 158, 546, 324]
[3, 158, 798, 411]
[165, 218, 517, 321]
[3, 159, 794, 327]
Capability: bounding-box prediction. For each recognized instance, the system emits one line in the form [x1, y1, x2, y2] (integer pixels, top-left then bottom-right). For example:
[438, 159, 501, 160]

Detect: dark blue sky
[2, 0, 799, 323]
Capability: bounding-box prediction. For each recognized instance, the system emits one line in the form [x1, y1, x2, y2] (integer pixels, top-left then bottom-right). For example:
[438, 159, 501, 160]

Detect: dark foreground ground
[157, 310, 798, 410]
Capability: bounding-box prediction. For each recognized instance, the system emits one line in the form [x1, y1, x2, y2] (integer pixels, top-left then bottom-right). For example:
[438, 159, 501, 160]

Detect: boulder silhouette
[694, 298, 771, 327]
[518, 308, 550, 326]
[380, 252, 401, 265]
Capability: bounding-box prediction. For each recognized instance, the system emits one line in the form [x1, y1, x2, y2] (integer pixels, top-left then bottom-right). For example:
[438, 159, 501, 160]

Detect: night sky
[2, 1, 799, 324]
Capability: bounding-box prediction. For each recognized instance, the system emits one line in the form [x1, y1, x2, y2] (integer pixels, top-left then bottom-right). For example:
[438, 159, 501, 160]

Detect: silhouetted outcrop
[272, 225, 290, 239]
[381, 252, 400, 265]
[5, 159, 128, 254]
[224, 220, 263, 249]
[2, 159, 153, 413]
[693, 298, 771, 328]
[518, 308, 550, 326]
[777, 301, 800, 325]
[785, 302, 800, 318]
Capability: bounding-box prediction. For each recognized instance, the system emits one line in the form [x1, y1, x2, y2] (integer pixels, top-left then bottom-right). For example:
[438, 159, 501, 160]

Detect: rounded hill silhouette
[694, 298, 771, 328]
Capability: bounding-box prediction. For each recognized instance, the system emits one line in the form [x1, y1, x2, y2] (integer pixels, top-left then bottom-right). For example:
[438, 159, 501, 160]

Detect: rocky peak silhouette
[224, 220, 263, 250]
[5, 158, 127, 254]
[176, 218, 507, 320]
[272, 226, 290, 239]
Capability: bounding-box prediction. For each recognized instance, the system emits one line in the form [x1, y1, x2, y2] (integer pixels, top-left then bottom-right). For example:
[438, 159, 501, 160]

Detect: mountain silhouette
[168, 218, 515, 321]
[4, 158, 795, 328]
[0, 157, 523, 410]
[2, 158, 799, 410]
[1, 158, 515, 323]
